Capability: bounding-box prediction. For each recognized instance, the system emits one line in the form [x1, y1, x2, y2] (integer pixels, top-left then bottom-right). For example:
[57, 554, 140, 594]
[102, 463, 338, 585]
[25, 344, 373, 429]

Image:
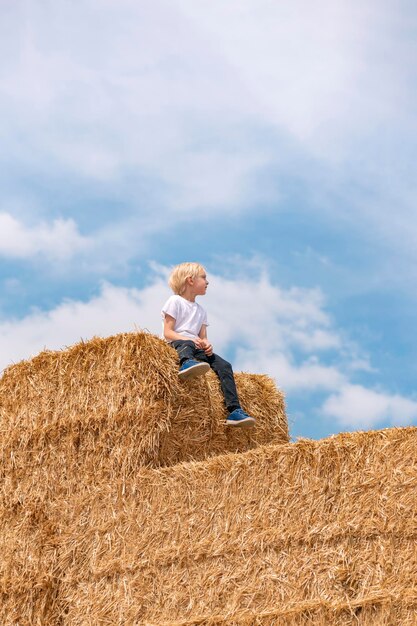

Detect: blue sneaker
[226, 408, 256, 427]
[178, 359, 210, 381]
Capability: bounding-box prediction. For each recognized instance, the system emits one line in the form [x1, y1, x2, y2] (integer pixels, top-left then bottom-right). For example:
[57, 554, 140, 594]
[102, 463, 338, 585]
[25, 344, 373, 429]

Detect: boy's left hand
[196, 337, 213, 356]
[204, 342, 213, 356]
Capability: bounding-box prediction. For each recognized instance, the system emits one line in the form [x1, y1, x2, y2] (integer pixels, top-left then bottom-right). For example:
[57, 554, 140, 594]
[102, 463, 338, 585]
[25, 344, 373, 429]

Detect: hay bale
[2, 427, 417, 624]
[0, 331, 287, 624]
[159, 370, 287, 466]
[0, 332, 287, 484]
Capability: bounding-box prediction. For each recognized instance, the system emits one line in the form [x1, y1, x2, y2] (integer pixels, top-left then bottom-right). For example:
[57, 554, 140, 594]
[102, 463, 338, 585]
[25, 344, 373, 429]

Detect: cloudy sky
[1, 0, 416, 439]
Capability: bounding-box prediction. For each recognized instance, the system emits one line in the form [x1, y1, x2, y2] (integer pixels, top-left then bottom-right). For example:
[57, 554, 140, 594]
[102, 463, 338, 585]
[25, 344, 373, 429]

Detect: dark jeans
[171, 340, 241, 413]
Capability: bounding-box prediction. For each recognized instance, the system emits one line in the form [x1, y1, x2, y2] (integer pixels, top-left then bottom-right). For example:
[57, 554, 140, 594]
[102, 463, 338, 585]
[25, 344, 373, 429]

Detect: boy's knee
[172, 340, 197, 364]
[214, 354, 232, 372]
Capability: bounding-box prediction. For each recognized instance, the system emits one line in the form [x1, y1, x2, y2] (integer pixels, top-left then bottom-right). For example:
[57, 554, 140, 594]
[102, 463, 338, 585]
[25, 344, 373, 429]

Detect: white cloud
[2, 0, 415, 222]
[177, 0, 375, 150]
[0, 280, 167, 371]
[0, 212, 90, 260]
[0, 267, 341, 376]
[322, 384, 417, 429]
[0, 0, 265, 211]
[161, 151, 269, 212]
[204, 274, 340, 354]
[235, 350, 345, 392]
[1, 264, 416, 434]
[0, 0, 415, 294]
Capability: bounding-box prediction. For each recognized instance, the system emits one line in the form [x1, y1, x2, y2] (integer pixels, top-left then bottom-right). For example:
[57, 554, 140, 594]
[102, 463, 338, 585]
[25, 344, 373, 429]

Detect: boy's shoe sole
[178, 361, 210, 381]
[225, 416, 256, 428]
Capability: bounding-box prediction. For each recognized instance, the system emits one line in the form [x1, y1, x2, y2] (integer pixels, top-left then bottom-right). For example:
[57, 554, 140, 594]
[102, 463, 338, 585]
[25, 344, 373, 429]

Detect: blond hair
[169, 262, 206, 295]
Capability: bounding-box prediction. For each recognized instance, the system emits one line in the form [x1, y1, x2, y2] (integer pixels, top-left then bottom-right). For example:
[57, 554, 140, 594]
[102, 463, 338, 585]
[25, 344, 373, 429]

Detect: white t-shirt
[161, 295, 208, 341]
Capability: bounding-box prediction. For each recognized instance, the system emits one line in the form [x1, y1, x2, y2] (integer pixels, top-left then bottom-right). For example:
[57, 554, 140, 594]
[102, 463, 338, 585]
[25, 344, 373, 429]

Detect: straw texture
[0, 332, 288, 481]
[2, 426, 417, 624]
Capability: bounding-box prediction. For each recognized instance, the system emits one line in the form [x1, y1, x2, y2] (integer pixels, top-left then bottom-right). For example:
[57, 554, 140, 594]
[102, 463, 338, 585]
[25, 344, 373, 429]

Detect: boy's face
[191, 271, 208, 296]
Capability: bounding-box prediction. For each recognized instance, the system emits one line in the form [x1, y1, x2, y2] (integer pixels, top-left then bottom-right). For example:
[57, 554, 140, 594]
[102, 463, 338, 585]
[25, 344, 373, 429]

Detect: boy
[161, 262, 256, 427]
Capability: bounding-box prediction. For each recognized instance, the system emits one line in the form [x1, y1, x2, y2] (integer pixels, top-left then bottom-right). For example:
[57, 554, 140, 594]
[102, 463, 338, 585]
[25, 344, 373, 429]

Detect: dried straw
[0, 331, 287, 624]
[0, 332, 287, 483]
[2, 426, 417, 624]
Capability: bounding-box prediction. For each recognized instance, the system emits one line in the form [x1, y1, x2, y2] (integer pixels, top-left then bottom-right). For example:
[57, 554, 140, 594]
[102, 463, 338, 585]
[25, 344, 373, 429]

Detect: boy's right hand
[194, 337, 213, 356]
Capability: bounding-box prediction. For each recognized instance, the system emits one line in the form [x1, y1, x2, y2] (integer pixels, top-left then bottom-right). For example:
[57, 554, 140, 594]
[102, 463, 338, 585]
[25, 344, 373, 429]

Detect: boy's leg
[171, 343, 255, 425]
[206, 353, 240, 412]
[206, 353, 256, 426]
[171, 340, 198, 364]
[171, 340, 210, 381]
[171, 343, 238, 405]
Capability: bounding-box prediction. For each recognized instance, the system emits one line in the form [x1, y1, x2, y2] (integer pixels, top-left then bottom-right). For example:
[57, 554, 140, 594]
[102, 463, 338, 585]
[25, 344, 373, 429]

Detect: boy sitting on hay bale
[162, 262, 256, 428]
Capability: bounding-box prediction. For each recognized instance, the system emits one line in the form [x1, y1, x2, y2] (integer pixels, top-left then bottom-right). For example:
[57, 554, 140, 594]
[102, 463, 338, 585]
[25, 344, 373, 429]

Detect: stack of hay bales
[0, 331, 288, 481]
[0, 331, 288, 624]
[2, 332, 416, 624]
[3, 426, 417, 624]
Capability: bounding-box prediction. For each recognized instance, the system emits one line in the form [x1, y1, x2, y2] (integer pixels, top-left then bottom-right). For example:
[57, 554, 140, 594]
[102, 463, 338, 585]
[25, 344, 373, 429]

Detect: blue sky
[1, 0, 416, 439]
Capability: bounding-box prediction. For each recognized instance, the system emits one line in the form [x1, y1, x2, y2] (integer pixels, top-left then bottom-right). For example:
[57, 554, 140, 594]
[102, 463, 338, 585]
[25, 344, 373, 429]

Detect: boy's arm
[163, 314, 193, 342]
